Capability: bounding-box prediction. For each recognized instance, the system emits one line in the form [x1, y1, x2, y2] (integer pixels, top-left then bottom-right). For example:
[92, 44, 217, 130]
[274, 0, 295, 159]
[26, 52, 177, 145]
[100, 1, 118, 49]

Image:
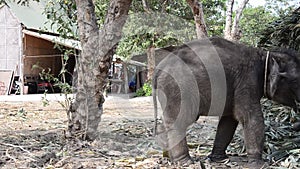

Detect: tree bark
[147, 45, 155, 82]
[186, 0, 208, 39]
[142, 0, 150, 13]
[223, 0, 249, 41]
[231, 0, 249, 41]
[69, 0, 132, 141]
[224, 0, 234, 40]
[141, 0, 155, 82]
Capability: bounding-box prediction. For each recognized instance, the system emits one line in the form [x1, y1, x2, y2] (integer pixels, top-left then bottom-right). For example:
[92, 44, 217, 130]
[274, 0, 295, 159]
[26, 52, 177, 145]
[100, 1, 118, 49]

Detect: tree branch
[231, 0, 249, 41]
[142, 0, 151, 12]
[224, 0, 234, 40]
[186, 0, 208, 39]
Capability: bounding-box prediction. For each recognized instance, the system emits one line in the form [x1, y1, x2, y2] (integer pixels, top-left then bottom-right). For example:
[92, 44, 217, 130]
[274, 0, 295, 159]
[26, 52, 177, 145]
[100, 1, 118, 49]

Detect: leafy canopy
[238, 0, 298, 47]
[259, 7, 300, 51]
[117, 0, 226, 59]
[240, 6, 276, 46]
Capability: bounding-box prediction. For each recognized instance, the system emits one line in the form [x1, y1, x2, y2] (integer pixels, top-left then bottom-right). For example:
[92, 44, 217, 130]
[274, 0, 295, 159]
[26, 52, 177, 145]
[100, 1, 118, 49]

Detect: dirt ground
[0, 94, 276, 168]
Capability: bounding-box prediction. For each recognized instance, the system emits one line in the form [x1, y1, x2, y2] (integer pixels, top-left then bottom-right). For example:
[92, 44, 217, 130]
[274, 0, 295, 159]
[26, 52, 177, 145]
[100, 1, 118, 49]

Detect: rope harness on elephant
[264, 51, 270, 97]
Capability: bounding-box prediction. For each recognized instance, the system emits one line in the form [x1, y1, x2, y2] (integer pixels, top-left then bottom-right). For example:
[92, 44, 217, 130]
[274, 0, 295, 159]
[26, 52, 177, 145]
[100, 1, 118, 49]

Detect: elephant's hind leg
[208, 115, 238, 162]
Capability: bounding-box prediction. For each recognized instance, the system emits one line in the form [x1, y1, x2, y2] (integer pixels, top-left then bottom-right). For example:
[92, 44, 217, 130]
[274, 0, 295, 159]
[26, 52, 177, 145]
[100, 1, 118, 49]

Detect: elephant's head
[268, 49, 300, 110]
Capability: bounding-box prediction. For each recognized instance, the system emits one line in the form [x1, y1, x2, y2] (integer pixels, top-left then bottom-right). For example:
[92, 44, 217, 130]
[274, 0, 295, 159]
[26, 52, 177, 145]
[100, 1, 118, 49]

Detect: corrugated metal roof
[3, 1, 81, 50]
[5, 1, 57, 33]
[23, 30, 81, 50]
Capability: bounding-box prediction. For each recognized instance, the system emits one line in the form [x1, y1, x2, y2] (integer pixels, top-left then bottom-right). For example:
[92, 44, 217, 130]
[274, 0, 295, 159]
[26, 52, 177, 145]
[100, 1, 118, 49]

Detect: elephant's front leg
[235, 102, 266, 168]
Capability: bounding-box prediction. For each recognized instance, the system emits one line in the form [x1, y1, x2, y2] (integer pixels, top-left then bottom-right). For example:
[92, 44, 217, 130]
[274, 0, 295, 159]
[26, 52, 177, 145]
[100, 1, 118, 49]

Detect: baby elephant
[153, 37, 300, 168]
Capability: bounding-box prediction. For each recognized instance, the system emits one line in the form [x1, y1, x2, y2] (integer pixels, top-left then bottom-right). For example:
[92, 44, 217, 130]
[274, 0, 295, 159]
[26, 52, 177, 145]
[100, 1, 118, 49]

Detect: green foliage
[41, 0, 225, 60]
[240, 6, 276, 46]
[94, 0, 110, 27]
[17, 108, 28, 119]
[44, 0, 109, 37]
[135, 88, 145, 97]
[117, 11, 196, 58]
[41, 92, 50, 106]
[32, 59, 74, 110]
[44, 0, 77, 39]
[41, 0, 82, 112]
[136, 82, 152, 97]
[258, 7, 300, 51]
[262, 99, 300, 166]
[202, 0, 226, 36]
[117, 0, 226, 59]
[265, 0, 298, 17]
[32, 60, 73, 95]
[140, 0, 226, 36]
[239, 0, 298, 47]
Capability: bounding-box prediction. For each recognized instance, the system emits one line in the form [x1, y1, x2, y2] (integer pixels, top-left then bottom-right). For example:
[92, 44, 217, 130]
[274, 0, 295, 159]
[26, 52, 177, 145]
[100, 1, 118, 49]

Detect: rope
[264, 51, 270, 97]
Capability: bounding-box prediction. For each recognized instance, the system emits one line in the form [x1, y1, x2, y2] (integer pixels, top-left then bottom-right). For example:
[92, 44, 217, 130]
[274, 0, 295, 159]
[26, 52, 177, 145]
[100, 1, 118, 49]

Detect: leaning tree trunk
[231, 0, 249, 41]
[186, 0, 208, 39]
[69, 0, 132, 141]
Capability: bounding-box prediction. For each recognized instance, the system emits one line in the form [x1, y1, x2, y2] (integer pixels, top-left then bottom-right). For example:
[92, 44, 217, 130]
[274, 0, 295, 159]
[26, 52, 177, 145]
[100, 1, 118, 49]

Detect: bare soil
[0, 94, 271, 168]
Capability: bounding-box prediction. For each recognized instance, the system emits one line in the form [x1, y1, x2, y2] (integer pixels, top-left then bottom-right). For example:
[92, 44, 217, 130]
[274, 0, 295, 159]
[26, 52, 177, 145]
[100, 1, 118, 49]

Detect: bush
[136, 82, 152, 97]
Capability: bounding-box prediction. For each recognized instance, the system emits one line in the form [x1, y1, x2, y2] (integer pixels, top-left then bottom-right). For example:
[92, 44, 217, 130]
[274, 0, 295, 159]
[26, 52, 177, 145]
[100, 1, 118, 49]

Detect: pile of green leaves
[262, 99, 300, 167]
[228, 99, 300, 167]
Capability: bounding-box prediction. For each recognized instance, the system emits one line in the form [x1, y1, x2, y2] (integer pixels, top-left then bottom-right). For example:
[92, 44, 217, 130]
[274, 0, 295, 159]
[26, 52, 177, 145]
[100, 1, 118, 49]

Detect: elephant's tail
[152, 75, 158, 136]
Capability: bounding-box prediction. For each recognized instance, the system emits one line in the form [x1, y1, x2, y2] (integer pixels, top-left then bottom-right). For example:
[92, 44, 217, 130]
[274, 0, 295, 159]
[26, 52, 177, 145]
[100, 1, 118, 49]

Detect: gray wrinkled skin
[153, 37, 300, 168]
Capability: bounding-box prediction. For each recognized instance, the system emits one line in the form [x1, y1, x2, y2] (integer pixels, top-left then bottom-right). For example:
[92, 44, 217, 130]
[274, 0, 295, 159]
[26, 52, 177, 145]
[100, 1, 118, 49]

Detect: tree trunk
[186, 0, 208, 39]
[142, 0, 150, 13]
[224, 0, 234, 40]
[231, 0, 249, 41]
[147, 45, 155, 82]
[223, 0, 249, 41]
[141, 0, 155, 82]
[69, 0, 132, 141]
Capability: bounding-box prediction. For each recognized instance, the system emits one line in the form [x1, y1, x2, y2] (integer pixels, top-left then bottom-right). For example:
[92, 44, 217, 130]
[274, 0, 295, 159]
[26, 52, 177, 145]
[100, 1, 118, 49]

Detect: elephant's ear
[269, 58, 281, 98]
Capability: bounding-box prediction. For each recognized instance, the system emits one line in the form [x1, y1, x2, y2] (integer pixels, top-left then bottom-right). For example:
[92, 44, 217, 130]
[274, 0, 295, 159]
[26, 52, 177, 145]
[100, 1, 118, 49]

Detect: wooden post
[123, 63, 129, 94]
[136, 66, 140, 90]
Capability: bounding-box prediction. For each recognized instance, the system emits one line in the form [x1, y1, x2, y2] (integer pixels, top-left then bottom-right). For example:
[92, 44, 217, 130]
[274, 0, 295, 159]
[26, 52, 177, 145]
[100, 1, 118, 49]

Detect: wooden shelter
[0, 1, 147, 95]
[0, 1, 79, 94]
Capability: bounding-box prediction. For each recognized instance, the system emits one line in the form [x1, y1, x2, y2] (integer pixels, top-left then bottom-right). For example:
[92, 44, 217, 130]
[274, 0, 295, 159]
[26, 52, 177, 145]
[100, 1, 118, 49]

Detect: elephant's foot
[246, 159, 268, 169]
[207, 153, 229, 163]
[167, 135, 191, 166]
[172, 154, 194, 166]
